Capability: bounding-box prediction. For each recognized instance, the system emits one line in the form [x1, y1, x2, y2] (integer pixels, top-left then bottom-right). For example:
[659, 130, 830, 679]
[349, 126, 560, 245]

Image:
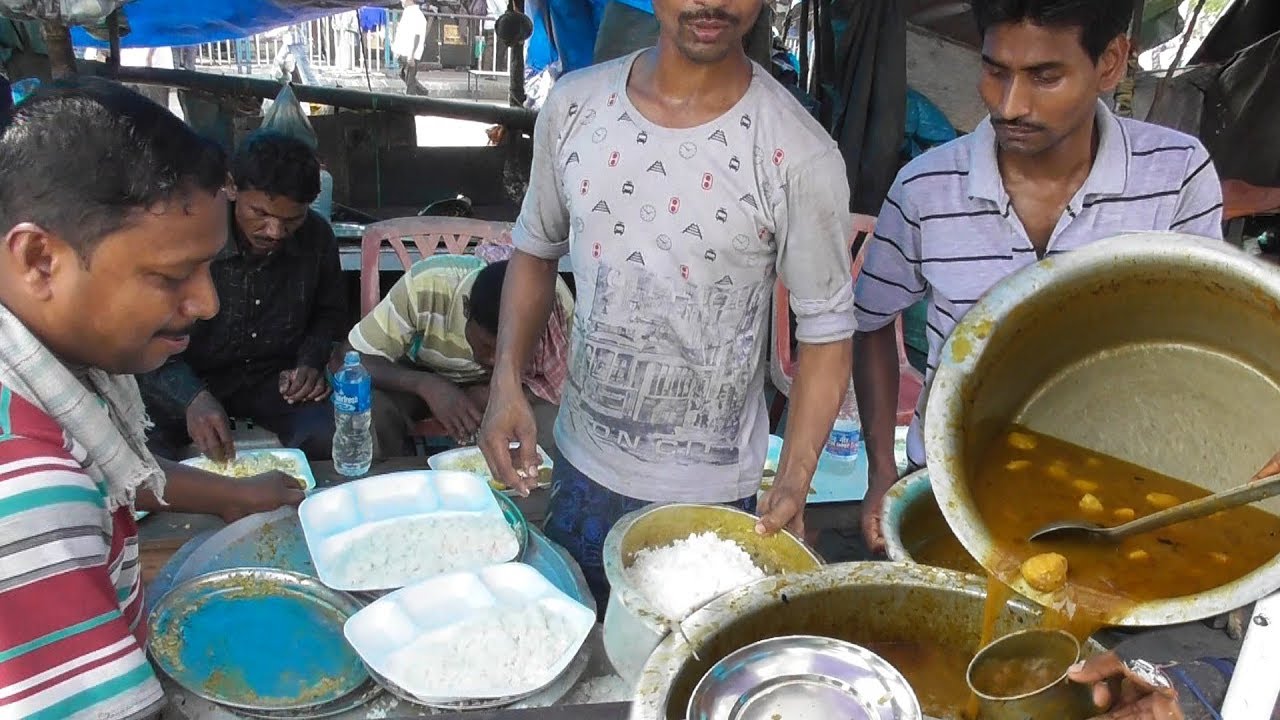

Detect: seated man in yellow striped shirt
[347, 253, 573, 457]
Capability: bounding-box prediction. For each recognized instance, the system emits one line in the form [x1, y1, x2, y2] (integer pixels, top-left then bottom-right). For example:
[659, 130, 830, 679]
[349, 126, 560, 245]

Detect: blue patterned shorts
[542, 452, 757, 617]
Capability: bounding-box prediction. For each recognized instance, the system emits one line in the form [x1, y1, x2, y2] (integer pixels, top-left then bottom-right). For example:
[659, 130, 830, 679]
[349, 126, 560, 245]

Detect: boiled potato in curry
[971, 426, 1280, 621]
[1020, 552, 1068, 593]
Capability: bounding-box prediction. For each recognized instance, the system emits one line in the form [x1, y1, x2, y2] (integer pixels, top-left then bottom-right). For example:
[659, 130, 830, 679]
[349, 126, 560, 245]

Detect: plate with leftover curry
[133, 449, 317, 521]
[428, 444, 553, 494]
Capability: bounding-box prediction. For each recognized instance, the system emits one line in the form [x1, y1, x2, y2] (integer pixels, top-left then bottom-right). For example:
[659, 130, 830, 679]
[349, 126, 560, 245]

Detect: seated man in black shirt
[139, 131, 345, 461]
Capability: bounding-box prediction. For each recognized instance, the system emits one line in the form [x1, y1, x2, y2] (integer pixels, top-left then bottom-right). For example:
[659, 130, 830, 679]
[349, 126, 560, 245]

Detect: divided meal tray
[343, 562, 595, 703]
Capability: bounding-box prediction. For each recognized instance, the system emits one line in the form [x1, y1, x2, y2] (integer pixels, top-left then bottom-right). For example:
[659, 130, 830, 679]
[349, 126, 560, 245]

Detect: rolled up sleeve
[774, 150, 857, 344]
[511, 91, 570, 260]
[854, 175, 928, 331]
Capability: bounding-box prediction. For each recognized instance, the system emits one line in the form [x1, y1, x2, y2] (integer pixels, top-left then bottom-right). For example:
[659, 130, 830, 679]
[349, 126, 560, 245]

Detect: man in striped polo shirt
[853, 0, 1225, 554]
[0, 79, 304, 718]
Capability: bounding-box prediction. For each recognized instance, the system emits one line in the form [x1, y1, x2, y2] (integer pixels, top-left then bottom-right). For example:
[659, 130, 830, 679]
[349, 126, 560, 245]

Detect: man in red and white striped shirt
[0, 78, 304, 719]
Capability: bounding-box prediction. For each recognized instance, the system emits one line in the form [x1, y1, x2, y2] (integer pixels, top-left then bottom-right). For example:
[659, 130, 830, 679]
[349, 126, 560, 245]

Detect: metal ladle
[1029, 473, 1280, 543]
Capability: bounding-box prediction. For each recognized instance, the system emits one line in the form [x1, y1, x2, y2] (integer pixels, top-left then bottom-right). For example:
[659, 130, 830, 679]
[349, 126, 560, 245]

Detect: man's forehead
[240, 191, 307, 219]
[982, 21, 1091, 67]
[106, 193, 227, 260]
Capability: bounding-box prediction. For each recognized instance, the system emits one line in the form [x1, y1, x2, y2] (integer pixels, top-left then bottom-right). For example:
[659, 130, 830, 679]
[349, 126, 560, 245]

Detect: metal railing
[192, 10, 507, 77]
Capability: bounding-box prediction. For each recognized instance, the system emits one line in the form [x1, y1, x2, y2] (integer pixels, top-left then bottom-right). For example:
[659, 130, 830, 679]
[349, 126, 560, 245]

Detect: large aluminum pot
[602, 503, 821, 682]
[882, 469, 981, 576]
[630, 562, 1106, 720]
[926, 232, 1280, 626]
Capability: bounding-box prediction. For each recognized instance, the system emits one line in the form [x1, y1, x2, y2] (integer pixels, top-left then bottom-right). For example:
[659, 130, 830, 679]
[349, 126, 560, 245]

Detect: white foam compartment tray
[343, 562, 595, 702]
[298, 470, 513, 591]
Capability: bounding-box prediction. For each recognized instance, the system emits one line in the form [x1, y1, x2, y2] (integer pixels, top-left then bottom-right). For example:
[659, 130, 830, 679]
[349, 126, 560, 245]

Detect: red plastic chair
[769, 214, 924, 427]
[358, 217, 513, 440]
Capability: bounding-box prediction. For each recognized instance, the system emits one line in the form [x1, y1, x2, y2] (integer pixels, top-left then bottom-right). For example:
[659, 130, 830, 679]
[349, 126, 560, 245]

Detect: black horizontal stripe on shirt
[885, 196, 921, 229]
[1181, 155, 1214, 189]
[902, 169, 969, 185]
[934, 304, 958, 323]
[921, 253, 1013, 264]
[854, 301, 896, 318]
[1170, 202, 1225, 230]
[862, 267, 926, 295]
[1083, 187, 1183, 208]
[1012, 246, 1036, 253]
[918, 208, 1005, 223]
[926, 321, 946, 339]
[871, 233, 922, 265]
[1131, 144, 1195, 157]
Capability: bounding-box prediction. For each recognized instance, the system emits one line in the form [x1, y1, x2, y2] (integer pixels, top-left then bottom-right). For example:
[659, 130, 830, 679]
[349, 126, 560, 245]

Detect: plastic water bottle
[332, 351, 372, 477]
[818, 387, 862, 478]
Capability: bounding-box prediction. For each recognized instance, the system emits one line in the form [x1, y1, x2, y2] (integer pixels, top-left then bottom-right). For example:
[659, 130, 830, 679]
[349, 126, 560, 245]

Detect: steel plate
[688, 635, 922, 720]
[233, 679, 384, 719]
[148, 568, 368, 712]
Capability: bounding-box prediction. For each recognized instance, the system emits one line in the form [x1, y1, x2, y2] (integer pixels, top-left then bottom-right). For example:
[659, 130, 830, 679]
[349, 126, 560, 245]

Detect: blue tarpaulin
[66, 1, 370, 49]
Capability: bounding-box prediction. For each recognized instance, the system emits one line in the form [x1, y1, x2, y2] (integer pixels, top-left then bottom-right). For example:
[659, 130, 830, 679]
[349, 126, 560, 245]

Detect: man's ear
[1096, 34, 1131, 94]
[4, 222, 64, 301]
[224, 173, 238, 202]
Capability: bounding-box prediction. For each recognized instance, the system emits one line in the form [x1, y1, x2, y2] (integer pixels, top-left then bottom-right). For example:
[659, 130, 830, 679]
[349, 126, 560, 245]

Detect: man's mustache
[992, 119, 1045, 132]
[679, 8, 740, 25]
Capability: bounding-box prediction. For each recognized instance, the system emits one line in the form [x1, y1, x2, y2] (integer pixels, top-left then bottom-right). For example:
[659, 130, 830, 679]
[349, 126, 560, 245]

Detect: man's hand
[1253, 450, 1280, 482]
[478, 378, 540, 496]
[216, 471, 307, 524]
[465, 383, 492, 410]
[1068, 653, 1183, 720]
[186, 390, 235, 462]
[415, 375, 483, 444]
[756, 475, 808, 537]
[860, 467, 897, 556]
[279, 367, 331, 405]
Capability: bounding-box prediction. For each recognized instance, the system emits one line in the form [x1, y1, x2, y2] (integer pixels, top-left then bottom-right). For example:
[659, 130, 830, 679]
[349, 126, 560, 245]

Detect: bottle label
[332, 377, 371, 414]
[826, 427, 861, 458]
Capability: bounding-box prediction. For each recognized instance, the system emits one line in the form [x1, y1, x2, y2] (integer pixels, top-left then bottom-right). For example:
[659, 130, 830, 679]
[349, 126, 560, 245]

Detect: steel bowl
[881, 469, 981, 576]
[926, 232, 1280, 625]
[965, 629, 1095, 720]
[603, 503, 823, 682]
[630, 561, 1106, 720]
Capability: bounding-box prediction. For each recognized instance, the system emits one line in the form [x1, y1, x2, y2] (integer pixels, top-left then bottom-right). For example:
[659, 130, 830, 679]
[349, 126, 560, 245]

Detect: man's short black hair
[0, 77, 227, 259]
[972, 0, 1135, 62]
[468, 260, 508, 334]
[231, 130, 321, 204]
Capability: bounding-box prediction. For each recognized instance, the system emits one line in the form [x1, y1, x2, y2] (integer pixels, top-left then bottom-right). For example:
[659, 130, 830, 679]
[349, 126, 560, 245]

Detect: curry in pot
[971, 426, 1280, 621]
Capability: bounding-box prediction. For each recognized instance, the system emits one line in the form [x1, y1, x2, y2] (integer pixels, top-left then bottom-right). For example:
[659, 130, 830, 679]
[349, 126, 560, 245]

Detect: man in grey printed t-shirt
[478, 0, 856, 605]
[853, 0, 1225, 555]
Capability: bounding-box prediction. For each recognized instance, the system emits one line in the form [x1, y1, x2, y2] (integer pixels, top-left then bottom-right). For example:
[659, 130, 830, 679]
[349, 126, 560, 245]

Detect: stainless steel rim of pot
[925, 232, 1280, 626]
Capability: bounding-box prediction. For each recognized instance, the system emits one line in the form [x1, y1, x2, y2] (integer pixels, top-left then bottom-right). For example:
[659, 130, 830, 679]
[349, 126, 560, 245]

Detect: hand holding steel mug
[1067, 652, 1183, 720]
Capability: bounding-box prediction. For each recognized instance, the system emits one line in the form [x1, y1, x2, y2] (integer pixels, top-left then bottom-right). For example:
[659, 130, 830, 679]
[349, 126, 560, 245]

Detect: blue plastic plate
[148, 568, 367, 712]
